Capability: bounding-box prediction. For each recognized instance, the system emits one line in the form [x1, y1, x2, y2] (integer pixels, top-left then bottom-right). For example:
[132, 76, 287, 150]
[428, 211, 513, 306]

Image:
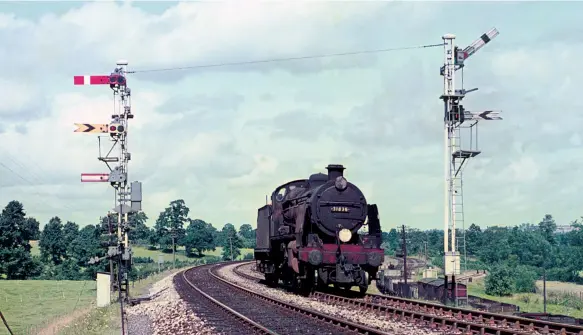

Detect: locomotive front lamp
[335, 176, 347, 191]
[339, 228, 352, 243]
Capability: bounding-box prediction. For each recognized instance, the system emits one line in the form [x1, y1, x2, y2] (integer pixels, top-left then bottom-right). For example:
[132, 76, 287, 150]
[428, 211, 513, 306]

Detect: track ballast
[176, 262, 392, 335]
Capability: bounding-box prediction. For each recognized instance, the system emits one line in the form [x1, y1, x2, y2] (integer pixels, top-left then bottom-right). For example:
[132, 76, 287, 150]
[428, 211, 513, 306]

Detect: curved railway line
[235, 262, 583, 335]
[175, 261, 394, 335]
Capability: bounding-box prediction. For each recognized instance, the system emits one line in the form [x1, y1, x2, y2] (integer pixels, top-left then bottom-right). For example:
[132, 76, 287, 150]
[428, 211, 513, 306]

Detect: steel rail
[235, 262, 583, 335]
[209, 262, 392, 335]
[182, 263, 279, 335]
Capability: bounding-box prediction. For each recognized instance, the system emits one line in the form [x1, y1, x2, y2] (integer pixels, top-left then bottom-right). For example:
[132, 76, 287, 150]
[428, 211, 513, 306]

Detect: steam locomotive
[254, 164, 384, 295]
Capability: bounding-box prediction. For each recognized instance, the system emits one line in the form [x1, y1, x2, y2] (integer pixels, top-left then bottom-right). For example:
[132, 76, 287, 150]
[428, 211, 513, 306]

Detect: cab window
[276, 187, 287, 202]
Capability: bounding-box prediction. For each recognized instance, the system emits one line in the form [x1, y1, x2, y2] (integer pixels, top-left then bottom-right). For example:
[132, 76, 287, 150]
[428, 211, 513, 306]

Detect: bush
[133, 257, 153, 264]
[514, 265, 537, 293]
[485, 265, 514, 296]
[546, 267, 583, 284]
[243, 253, 254, 260]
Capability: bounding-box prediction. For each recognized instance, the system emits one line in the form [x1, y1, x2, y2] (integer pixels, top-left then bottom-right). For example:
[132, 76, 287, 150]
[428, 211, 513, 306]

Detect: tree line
[0, 199, 256, 280]
[381, 214, 583, 296]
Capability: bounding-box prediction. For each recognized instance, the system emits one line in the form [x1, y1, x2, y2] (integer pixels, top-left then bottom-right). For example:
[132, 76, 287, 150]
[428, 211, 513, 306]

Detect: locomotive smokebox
[326, 164, 345, 181]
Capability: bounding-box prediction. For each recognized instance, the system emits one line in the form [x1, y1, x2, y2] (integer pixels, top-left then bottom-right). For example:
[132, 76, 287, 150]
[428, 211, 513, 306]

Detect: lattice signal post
[74, 60, 142, 333]
[440, 28, 501, 305]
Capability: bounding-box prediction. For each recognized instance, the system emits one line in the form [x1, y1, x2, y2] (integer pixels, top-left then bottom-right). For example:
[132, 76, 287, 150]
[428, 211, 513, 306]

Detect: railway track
[175, 261, 393, 335]
[235, 262, 583, 335]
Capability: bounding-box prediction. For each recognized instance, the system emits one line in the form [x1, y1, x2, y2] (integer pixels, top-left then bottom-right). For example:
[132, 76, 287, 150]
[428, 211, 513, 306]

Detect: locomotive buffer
[440, 28, 502, 306]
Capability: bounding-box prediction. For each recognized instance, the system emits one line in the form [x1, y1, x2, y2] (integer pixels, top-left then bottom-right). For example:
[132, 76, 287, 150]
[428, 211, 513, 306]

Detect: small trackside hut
[417, 278, 468, 306]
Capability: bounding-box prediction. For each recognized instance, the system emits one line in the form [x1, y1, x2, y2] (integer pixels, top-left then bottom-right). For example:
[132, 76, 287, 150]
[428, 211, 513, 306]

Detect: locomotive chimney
[326, 164, 345, 181]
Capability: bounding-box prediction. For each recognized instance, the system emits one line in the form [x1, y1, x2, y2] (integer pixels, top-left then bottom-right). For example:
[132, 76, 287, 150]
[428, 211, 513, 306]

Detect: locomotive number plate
[331, 206, 349, 213]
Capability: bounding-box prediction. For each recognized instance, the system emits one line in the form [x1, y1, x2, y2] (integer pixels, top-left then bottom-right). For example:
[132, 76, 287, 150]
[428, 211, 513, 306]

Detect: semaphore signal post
[440, 28, 502, 306]
[74, 60, 142, 335]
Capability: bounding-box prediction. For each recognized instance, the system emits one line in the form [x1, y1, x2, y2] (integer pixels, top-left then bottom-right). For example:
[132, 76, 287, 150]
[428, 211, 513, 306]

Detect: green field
[2, 242, 252, 334]
[131, 245, 254, 261]
[468, 278, 583, 318]
[29, 240, 254, 262]
[58, 267, 194, 335]
[0, 280, 96, 335]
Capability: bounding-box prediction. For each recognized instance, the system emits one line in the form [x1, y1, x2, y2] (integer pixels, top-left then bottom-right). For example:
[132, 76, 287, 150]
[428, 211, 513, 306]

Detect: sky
[0, 1, 582, 233]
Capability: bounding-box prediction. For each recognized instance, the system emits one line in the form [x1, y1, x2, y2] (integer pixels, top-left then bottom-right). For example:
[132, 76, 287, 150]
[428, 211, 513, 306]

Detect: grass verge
[56, 265, 201, 335]
[0, 280, 96, 335]
[468, 279, 583, 318]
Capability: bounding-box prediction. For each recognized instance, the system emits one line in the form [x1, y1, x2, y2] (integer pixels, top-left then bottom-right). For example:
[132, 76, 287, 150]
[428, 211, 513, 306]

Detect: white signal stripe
[81, 174, 109, 182]
[84, 75, 90, 85]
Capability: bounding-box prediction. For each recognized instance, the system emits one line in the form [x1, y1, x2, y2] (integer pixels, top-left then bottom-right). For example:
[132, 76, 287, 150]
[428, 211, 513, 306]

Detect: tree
[513, 265, 537, 293]
[168, 199, 189, 248]
[538, 214, 557, 245]
[387, 228, 400, 252]
[129, 212, 150, 244]
[0, 200, 34, 279]
[69, 225, 104, 279]
[154, 208, 171, 250]
[22, 217, 41, 241]
[220, 223, 243, 260]
[39, 216, 66, 265]
[479, 226, 511, 264]
[154, 200, 190, 251]
[183, 219, 216, 257]
[63, 221, 79, 259]
[465, 223, 482, 256]
[239, 224, 254, 240]
[485, 265, 514, 296]
[238, 224, 256, 248]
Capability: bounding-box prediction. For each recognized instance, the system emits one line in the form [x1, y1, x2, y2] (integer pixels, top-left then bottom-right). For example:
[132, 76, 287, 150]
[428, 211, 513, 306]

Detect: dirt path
[36, 306, 93, 335]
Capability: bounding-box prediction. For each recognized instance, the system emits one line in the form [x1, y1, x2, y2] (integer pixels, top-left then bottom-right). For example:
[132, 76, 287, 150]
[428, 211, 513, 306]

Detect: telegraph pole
[76, 61, 143, 335]
[463, 221, 467, 273]
[229, 234, 234, 261]
[401, 225, 407, 285]
[171, 228, 177, 269]
[440, 28, 502, 306]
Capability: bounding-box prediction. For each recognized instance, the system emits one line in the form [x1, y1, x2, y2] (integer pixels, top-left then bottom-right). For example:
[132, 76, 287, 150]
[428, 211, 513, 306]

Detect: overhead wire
[0, 153, 78, 213]
[1, 41, 444, 228]
[127, 42, 445, 74]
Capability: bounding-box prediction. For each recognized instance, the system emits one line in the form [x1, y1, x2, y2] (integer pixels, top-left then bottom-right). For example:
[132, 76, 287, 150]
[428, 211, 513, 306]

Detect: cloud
[1, 1, 583, 232]
[0, 1, 430, 83]
[227, 154, 279, 188]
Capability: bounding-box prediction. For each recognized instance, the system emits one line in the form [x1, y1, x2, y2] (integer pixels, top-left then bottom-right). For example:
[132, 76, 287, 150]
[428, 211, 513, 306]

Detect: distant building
[556, 225, 579, 234]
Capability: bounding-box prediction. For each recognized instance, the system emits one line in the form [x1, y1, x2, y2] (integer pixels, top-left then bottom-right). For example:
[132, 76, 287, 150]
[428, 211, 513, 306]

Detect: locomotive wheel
[316, 275, 327, 289]
[357, 285, 367, 296]
[265, 272, 279, 287]
[295, 272, 315, 296]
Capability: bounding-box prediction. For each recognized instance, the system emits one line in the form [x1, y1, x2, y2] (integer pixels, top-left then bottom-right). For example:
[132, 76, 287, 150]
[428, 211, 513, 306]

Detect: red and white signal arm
[74, 75, 111, 85]
[81, 173, 109, 182]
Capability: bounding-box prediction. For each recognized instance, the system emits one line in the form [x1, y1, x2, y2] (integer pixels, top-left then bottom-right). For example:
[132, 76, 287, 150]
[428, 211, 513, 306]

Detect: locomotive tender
[254, 164, 384, 294]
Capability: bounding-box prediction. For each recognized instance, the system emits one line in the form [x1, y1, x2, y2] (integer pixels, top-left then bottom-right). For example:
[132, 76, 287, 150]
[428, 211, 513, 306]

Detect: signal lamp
[109, 124, 126, 134]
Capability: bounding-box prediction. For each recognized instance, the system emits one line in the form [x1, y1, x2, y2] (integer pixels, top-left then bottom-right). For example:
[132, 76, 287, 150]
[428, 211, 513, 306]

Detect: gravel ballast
[126, 270, 217, 335]
[218, 262, 443, 335]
